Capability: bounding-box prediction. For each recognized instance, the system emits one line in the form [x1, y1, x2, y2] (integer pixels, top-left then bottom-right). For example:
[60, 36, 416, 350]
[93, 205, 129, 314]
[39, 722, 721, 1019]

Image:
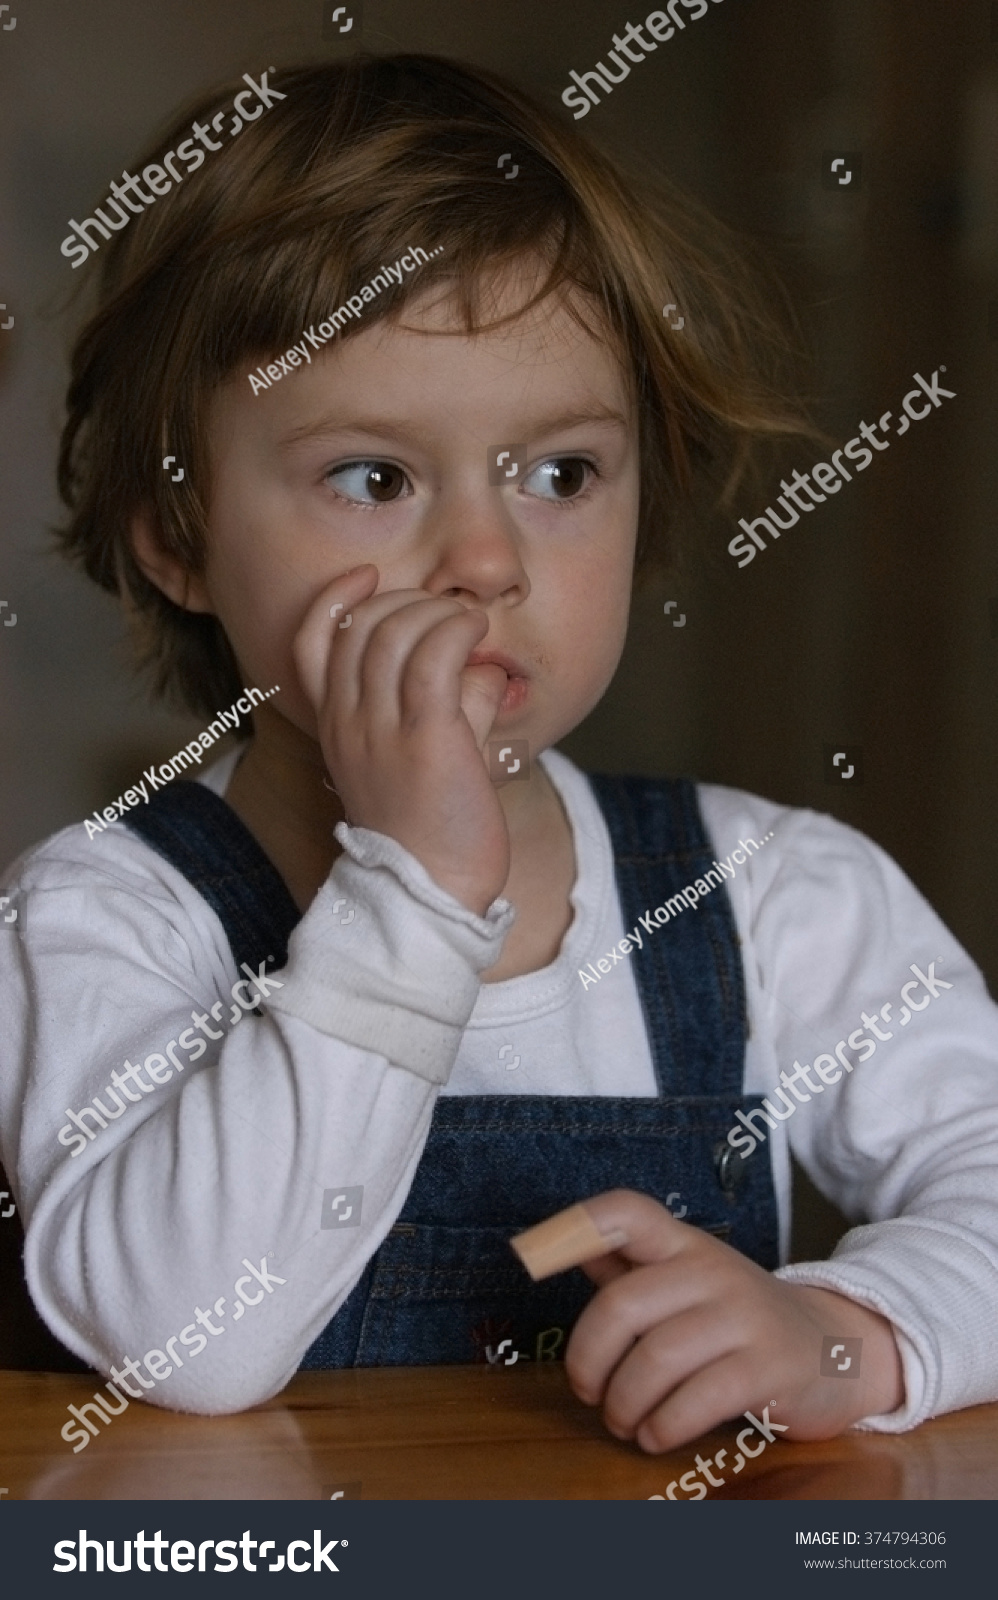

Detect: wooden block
[510, 1204, 626, 1281]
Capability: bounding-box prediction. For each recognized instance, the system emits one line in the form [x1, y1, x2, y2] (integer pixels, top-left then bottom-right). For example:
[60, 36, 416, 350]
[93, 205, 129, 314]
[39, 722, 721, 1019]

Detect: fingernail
[510, 1204, 627, 1281]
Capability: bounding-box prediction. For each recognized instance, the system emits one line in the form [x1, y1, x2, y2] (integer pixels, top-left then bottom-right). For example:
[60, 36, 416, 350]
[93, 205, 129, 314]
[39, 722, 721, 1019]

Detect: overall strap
[121, 780, 301, 974]
[123, 774, 749, 1103]
[587, 774, 748, 1099]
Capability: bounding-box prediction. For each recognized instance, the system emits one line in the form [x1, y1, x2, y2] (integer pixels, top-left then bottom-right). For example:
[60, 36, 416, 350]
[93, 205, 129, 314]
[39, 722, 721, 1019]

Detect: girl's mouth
[496, 673, 529, 716]
[464, 650, 530, 717]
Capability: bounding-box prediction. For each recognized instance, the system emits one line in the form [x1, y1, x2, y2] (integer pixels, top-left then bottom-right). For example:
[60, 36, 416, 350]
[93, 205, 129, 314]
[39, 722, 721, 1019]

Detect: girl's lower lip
[499, 675, 529, 716]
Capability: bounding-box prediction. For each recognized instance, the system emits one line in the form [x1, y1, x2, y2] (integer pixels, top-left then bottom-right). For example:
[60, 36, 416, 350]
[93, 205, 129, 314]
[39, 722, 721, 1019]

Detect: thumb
[459, 663, 506, 750]
[580, 1250, 632, 1287]
[510, 1191, 684, 1281]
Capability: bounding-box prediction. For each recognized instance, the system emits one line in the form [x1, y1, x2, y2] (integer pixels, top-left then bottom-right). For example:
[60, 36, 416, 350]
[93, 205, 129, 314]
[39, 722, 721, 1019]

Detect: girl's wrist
[795, 1284, 905, 1424]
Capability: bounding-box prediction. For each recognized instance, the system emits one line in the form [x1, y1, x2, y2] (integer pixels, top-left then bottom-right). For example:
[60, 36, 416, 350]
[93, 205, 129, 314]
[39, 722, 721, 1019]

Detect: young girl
[3, 53, 997, 1459]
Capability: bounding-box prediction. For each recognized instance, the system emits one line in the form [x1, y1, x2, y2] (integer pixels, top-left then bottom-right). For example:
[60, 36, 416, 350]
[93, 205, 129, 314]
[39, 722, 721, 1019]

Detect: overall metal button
[714, 1140, 746, 1199]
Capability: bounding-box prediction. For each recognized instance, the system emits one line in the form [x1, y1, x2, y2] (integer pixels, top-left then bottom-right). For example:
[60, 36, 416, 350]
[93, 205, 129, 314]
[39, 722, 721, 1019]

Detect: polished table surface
[1, 1366, 995, 1501]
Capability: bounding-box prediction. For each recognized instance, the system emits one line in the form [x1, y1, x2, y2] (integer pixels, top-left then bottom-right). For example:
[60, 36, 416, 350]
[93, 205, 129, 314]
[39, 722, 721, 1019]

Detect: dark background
[0, 0, 996, 1282]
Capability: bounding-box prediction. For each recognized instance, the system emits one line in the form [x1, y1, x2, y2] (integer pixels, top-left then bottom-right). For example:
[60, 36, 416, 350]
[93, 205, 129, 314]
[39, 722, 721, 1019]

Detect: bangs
[58, 53, 814, 718]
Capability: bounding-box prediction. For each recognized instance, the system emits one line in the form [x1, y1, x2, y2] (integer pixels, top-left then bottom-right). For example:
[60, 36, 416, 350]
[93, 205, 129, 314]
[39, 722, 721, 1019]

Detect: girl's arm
[702, 786, 998, 1431]
[540, 792, 998, 1456]
[2, 820, 512, 1414]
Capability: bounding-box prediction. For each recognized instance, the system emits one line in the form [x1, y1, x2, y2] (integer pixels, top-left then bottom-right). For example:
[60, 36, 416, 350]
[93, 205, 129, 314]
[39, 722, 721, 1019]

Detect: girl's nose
[423, 493, 530, 608]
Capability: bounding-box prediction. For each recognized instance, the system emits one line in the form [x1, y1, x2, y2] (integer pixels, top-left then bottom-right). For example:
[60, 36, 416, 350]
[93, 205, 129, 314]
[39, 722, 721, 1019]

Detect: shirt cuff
[775, 1254, 927, 1432]
[265, 822, 515, 1084]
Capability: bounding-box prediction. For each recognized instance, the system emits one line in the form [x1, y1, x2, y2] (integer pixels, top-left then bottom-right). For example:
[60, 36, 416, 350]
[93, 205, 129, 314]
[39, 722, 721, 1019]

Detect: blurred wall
[1, 0, 996, 997]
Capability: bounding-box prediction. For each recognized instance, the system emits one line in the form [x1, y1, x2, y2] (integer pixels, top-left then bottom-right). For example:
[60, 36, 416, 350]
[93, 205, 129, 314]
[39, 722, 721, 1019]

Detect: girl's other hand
[561, 1189, 904, 1455]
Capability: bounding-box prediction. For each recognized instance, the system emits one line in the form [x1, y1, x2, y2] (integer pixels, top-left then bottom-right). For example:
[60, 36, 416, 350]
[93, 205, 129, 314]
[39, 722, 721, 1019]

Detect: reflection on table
[1, 1366, 995, 1500]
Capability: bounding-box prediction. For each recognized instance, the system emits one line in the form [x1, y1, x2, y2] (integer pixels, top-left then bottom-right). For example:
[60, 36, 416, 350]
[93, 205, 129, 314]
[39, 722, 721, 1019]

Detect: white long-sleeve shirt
[2, 747, 997, 1428]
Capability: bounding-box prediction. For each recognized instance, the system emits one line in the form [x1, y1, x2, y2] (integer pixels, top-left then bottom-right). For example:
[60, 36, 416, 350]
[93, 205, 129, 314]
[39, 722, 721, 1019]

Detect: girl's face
[199, 272, 641, 759]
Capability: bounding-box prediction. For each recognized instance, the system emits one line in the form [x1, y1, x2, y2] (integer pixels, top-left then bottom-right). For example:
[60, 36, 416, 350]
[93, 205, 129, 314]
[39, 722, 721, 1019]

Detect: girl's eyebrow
[278, 402, 631, 450]
[279, 413, 427, 449]
[527, 404, 632, 435]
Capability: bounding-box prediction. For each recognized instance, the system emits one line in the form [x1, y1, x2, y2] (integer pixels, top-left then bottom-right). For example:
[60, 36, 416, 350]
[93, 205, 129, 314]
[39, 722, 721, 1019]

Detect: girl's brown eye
[364, 464, 406, 502]
[522, 458, 592, 500]
[549, 460, 588, 498]
[327, 461, 410, 504]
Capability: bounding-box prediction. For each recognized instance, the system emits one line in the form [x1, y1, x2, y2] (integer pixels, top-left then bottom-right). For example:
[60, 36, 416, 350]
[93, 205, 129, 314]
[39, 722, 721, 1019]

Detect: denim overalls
[124, 772, 778, 1368]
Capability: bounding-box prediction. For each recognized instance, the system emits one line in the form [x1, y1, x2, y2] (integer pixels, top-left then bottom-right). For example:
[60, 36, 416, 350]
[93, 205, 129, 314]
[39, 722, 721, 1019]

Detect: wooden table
[1, 1366, 995, 1500]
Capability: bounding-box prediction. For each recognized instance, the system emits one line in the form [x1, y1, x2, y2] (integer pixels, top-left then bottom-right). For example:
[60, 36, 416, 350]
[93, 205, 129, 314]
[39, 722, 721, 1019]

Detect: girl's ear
[129, 511, 214, 613]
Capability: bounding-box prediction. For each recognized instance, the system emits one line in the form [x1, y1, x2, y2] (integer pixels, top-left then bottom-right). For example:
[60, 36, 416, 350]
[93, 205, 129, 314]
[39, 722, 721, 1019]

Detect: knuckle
[600, 1274, 649, 1326]
[629, 1334, 675, 1393]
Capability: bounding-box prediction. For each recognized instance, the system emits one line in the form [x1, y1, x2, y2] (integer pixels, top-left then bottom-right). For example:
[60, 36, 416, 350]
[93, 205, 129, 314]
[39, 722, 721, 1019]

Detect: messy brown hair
[57, 53, 810, 719]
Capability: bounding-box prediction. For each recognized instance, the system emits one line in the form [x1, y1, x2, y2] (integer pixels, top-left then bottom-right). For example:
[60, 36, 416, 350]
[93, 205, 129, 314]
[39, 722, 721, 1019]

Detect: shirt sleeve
[0, 821, 513, 1415]
[698, 785, 998, 1434]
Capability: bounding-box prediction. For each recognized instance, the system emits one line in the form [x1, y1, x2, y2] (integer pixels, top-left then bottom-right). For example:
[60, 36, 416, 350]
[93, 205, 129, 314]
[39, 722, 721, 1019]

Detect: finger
[599, 1304, 741, 1439]
[511, 1190, 685, 1281]
[301, 583, 461, 727]
[580, 1190, 698, 1268]
[395, 607, 493, 727]
[579, 1251, 632, 1289]
[357, 597, 479, 728]
[293, 565, 379, 711]
[510, 1201, 629, 1281]
[328, 590, 457, 723]
[458, 662, 508, 750]
[395, 609, 509, 755]
[630, 1351, 762, 1456]
[565, 1262, 712, 1405]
